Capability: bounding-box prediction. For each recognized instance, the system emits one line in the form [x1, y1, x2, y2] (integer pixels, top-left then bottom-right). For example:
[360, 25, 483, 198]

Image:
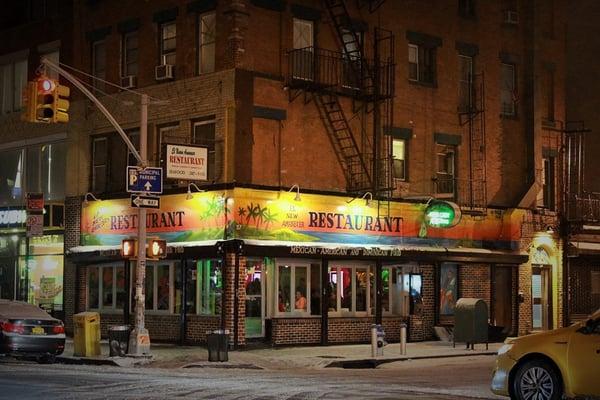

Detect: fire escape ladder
[314, 92, 372, 192]
[459, 72, 487, 214]
[356, 0, 387, 13]
[322, 0, 375, 96]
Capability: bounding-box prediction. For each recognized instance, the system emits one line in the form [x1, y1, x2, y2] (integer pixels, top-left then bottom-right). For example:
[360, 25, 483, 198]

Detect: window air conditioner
[120, 75, 137, 89]
[155, 64, 174, 81]
[503, 10, 519, 25]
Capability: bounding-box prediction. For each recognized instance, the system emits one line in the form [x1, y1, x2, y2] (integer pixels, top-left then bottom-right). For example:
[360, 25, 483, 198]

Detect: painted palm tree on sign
[263, 208, 279, 230]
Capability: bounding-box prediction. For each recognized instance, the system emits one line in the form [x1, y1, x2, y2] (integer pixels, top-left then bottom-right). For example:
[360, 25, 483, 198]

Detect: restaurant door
[245, 259, 264, 338]
[532, 265, 552, 331]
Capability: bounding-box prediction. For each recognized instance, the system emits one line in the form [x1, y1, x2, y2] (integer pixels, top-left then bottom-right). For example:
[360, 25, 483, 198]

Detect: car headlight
[497, 343, 514, 356]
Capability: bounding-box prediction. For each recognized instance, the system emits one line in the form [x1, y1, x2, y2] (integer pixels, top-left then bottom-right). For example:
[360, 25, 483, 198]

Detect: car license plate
[31, 326, 45, 335]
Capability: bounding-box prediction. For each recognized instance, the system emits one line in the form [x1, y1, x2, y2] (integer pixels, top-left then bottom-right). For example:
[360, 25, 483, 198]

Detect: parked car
[491, 308, 600, 400]
[0, 300, 65, 362]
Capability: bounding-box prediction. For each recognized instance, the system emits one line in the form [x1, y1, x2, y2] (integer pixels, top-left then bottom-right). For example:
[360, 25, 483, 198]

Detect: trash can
[108, 325, 130, 357]
[73, 312, 101, 357]
[453, 298, 489, 350]
[207, 329, 229, 362]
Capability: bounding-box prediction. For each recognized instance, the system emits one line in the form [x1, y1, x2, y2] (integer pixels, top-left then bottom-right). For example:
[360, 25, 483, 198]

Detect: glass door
[245, 260, 264, 338]
[532, 266, 552, 330]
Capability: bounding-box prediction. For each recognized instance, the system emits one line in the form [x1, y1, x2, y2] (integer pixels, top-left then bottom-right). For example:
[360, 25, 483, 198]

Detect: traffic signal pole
[129, 93, 150, 355]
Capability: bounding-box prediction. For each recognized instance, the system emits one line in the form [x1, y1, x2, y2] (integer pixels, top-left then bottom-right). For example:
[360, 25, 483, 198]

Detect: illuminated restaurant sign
[0, 209, 27, 227]
[81, 188, 522, 249]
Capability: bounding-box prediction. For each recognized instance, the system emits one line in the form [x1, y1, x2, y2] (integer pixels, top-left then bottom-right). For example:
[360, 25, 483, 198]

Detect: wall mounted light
[361, 192, 373, 207]
[186, 183, 204, 200]
[288, 184, 301, 201]
[83, 192, 101, 207]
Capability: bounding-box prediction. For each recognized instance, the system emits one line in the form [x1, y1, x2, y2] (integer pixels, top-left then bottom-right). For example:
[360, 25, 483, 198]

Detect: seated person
[294, 290, 307, 311]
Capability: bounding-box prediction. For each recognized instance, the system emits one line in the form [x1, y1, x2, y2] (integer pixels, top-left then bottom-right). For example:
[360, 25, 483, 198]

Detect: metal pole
[129, 93, 151, 355]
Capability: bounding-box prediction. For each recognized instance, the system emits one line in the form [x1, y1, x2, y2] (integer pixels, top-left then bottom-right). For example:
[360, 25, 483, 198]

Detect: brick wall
[271, 318, 321, 345]
[224, 252, 246, 346]
[569, 259, 600, 317]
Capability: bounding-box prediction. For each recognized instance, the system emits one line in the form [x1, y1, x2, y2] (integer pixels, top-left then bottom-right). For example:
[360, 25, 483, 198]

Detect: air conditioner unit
[503, 10, 519, 24]
[120, 75, 137, 89]
[155, 64, 174, 81]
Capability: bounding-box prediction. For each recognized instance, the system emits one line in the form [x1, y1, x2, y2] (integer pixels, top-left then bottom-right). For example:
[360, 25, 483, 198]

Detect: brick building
[1, 0, 572, 347]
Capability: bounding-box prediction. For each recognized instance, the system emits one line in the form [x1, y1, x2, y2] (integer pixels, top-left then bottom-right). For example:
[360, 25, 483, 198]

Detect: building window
[435, 144, 456, 195]
[458, 55, 473, 112]
[542, 156, 556, 210]
[91, 40, 106, 92]
[408, 44, 436, 85]
[198, 12, 216, 74]
[192, 118, 216, 182]
[157, 123, 180, 165]
[0, 58, 28, 114]
[91, 137, 107, 193]
[439, 263, 458, 316]
[292, 18, 314, 81]
[186, 259, 222, 315]
[544, 68, 555, 123]
[500, 63, 516, 116]
[127, 130, 140, 166]
[459, 0, 476, 18]
[341, 28, 362, 89]
[328, 263, 372, 316]
[160, 21, 176, 66]
[122, 32, 138, 78]
[87, 265, 126, 311]
[41, 50, 59, 80]
[277, 261, 320, 315]
[139, 262, 174, 313]
[392, 139, 406, 180]
[25, 142, 66, 202]
[0, 148, 25, 205]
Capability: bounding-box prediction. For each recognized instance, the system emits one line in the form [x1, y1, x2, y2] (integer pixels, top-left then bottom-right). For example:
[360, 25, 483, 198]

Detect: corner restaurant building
[68, 186, 531, 346]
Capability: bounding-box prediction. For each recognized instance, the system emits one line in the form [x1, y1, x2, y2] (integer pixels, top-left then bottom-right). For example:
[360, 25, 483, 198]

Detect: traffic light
[36, 77, 56, 123]
[121, 238, 137, 258]
[147, 238, 167, 260]
[53, 82, 70, 123]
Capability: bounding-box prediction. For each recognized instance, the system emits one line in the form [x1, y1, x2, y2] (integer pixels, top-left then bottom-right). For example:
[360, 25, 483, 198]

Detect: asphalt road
[0, 355, 502, 400]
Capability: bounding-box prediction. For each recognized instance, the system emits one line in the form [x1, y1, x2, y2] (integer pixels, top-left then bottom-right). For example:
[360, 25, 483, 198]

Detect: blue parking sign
[127, 166, 163, 194]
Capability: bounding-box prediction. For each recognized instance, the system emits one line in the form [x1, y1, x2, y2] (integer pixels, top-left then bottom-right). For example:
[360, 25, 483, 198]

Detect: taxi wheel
[512, 359, 562, 400]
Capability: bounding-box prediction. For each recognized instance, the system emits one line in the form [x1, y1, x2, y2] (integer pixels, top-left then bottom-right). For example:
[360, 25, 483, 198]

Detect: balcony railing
[433, 176, 487, 209]
[287, 46, 394, 99]
[567, 192, 600, 222]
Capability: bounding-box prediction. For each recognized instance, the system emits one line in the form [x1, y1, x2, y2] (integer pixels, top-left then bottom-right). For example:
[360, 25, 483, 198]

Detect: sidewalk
[58, 339, 501, 370]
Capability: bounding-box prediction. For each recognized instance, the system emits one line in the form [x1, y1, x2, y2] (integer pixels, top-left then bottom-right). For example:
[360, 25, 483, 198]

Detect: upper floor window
[459, 0, 476, 18]
[41, 50, 59, 80]
[341, 28, 363, 89]
[500, 63, 516, 116]
[193, 118, 216, 182]
[542, 155, 556, 210]
[392, 139, 406, 181]
[122, 32, 139, 78]
[91, 137, 107, 194]
[92, 40, 106, 92]
[458, 55, 474, 112]
[435, 144, 456, 196]
[198, 12, 216, 74]
[160, 21, 176, 66]
[0, 58, 28, 114]
[292, 18, 314, 81]
[408, 43, 436, 85]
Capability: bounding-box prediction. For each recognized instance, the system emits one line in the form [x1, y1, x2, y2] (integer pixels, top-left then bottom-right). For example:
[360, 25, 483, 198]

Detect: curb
[56, 355, 153, 368]
[324, 351, 497, 369]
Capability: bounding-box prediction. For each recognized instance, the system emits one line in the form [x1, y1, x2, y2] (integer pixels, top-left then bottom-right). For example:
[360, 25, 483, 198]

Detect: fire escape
[286, 0, 395, 195]
[456, 72, 487, 213]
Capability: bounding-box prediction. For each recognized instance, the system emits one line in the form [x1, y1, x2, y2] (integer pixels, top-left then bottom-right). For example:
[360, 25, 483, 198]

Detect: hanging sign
[165, 144, 207, 181]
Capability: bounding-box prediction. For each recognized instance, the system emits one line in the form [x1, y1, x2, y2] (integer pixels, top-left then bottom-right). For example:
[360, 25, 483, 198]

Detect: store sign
[26, 214, 44, 237]
[80, 188, 521, 249]
[424, 201, 461, 228]
[0, 209, 27, 226]
[166, 144, 207, 181]
[26, 193, 44, 212]
[290, 246, 401, 257]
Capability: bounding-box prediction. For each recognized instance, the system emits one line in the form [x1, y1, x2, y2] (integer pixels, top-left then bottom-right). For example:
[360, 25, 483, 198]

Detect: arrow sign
[130, 195, 160, 209]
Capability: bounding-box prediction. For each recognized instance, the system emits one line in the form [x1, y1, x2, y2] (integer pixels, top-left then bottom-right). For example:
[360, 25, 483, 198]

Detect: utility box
[453, 298, 488, 350]
[73, 312, 101, 357]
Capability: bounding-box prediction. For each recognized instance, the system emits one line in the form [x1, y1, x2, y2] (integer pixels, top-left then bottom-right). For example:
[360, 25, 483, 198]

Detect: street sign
[26, 192, 44, 212]
[165, 144, 208, 181]
[130, 195, 160, 209]
[26, 214, 43, 237]
[127, 166, 163, 194]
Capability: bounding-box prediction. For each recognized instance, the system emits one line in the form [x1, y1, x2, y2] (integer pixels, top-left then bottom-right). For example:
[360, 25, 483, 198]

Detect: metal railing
[433, 176, 487, 209]
[287, 46, 394, 99]
[567, 192, 600, 222]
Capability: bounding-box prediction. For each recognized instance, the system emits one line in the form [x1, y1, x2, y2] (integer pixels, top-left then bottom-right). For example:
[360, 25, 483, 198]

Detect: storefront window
[102, 268, 113, 307]
[88, 264, 126, 311]
[88, 267, 99, 309]
[145, 265, 154, 310]
[115, 267, 125, 309]
[439, 263, 458, 316]
[0, 148, 24, 206]
[157, 265, 170, 310]
[276, 261, 319, 315]
[187, 259, 222, 315]
[329, 263, 372, 316]
[409, 273, 423, 315]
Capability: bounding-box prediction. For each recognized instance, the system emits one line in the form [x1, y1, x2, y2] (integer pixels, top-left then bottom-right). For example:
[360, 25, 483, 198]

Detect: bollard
[371, 326, 377, 357]
[371, 324, 385, 357]
[400, 323, 407, 355]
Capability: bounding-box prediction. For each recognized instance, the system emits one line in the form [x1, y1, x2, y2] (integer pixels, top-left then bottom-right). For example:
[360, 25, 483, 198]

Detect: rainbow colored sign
[80, 188, 524, 249]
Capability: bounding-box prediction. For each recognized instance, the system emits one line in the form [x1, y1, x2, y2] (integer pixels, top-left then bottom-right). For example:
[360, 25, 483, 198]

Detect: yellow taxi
[491, 308, 600, 400]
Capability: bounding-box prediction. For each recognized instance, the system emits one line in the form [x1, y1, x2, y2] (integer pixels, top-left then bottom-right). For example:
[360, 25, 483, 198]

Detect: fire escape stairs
[314, 92, 372, 193]
[356, 0, 387, 13]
